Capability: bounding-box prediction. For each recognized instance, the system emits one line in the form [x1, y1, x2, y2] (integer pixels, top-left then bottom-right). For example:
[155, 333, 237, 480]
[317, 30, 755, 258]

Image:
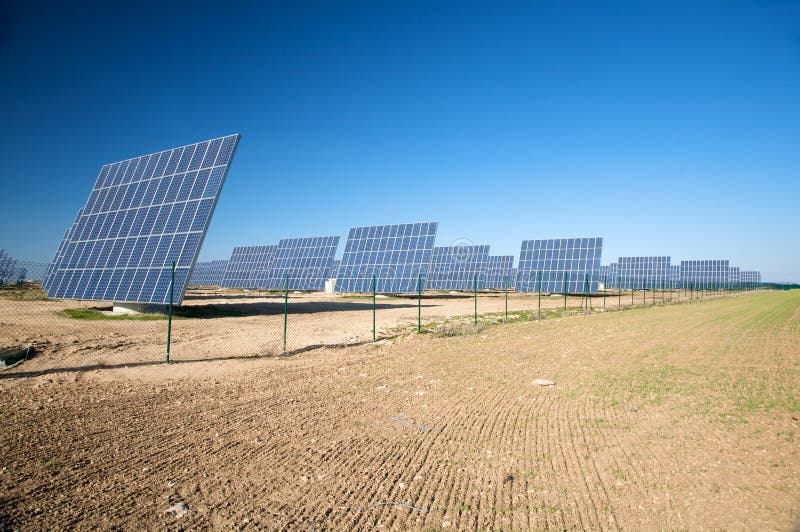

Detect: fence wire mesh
[0, 276, 765, 375]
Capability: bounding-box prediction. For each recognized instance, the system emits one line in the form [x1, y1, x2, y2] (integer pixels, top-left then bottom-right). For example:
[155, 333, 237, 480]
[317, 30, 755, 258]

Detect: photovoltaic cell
[740, 270, 761, 287]
[483, 255, 515, 289]
[679, 260, 729, 289]
[427, 245, 490, 290]
[616, 256, 671, 289]
[600, 262, 618, 289]
[190, 260, 228, 286]
[221, 245, 277, 289]
[263, 236, 339, 291]
[45, 134, 240, 304]
[336, 222, 438, 293]
[729, 266, 740, 288]
[515, 238, 603, 293]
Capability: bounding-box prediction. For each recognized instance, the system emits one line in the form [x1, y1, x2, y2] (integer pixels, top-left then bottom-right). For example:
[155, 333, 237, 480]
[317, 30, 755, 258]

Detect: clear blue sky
[1, 1, 798, 281]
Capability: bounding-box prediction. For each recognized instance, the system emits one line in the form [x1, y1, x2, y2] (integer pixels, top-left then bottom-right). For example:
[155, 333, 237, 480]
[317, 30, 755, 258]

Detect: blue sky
[1, 1, 798, 281]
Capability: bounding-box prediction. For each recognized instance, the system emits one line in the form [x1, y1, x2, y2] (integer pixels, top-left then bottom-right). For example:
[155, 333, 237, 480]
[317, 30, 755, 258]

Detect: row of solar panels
[39, 134, 761, 306]
[599, 259, 762, 290]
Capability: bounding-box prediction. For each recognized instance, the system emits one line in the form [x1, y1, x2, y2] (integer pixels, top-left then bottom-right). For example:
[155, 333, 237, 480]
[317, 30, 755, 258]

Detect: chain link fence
[0, 274, 765, 375]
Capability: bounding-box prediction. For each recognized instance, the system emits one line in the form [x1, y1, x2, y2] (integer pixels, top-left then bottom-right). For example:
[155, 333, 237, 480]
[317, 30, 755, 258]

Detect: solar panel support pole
[283, 275, 288, 353]
[417, 273, 422, 333]
[166, 261, 175, 365]
[372, 275, 377, 342]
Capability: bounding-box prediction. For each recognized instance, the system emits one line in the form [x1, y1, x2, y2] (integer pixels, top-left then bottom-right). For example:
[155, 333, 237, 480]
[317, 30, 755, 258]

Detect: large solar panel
[483, 255, 515, 289]
[335, 222, 438, 293]
[515, 237, 603, 293]
[427, 245, 490, 290]
[680, 260, 729, 289]
[45, 134, 240, 304]
[190, 259, 228, 286]
[221, 245, 277, 289]
[617, 256, 671, 289]
[263, 236, 339, 291]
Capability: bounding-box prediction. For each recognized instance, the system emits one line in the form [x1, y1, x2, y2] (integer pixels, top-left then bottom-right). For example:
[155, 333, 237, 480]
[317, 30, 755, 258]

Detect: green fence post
[537, 271, 542, 319]
[417, 273, 422, 333]
[473, 275, 478, 325]
[603, 275, 607, 310]
[504, 275, 508, 323]
[165, 260, 175, 364]
[563, 273, 567, 311]
[372, 274, 376, 342]
[283, 275, 288, 353]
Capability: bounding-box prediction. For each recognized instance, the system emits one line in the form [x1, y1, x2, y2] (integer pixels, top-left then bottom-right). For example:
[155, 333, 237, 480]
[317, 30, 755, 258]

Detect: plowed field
[2, 291, 798, 529]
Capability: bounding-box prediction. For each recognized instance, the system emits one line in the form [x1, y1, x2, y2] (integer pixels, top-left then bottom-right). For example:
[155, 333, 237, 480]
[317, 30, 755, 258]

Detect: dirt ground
[3, 284, 702, 373]
[1, 290, 798, 529]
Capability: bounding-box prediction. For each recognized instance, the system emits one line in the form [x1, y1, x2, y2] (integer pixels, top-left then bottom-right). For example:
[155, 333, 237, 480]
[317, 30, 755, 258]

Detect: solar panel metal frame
[515, 237, 603, 293]
[45, 134, 240, 304]
[335, 222, 438, 293]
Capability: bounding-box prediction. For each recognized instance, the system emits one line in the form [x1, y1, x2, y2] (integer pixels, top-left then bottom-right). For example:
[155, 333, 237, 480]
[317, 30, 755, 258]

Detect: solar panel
[616, 256, 671, 289]
[428, 245, 491, 290]
[335, 222, 438, 293]
[190, 259, 229, 286]
[263, 236, 339, 291]
[679, 260, 729, 290]
[740, 270, 760, 287]
[221, 245, 277, 289]
[600, 262, 618, 289]
[329, 259, 341, 279]
[483, 255, 515, 289]
[515, 237, 603, 293]
[45, 134, 240, 304]
[42, 209, 83, 291]
[669, 265, 681, 289]
[729, 266, 740, 289]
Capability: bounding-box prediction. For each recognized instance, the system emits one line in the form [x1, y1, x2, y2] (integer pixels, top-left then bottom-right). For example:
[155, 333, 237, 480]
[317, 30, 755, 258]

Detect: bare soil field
[1, 290, 798, 529]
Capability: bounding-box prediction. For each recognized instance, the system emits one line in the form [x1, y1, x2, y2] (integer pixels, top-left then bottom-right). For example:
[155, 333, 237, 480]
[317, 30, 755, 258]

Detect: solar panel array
[263, 236, 339, 291]
[484, 255, 515, 289]
[336, 222, 438, 293]
[616, 256, 671, 289]
[45, 134, 240, 304]
[221, 245, 277, 289]
[516, 237, 603, 293]
[190, 260, 228, 286]
[680, 260, 729, 289]
[427, 245, 490, 291]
